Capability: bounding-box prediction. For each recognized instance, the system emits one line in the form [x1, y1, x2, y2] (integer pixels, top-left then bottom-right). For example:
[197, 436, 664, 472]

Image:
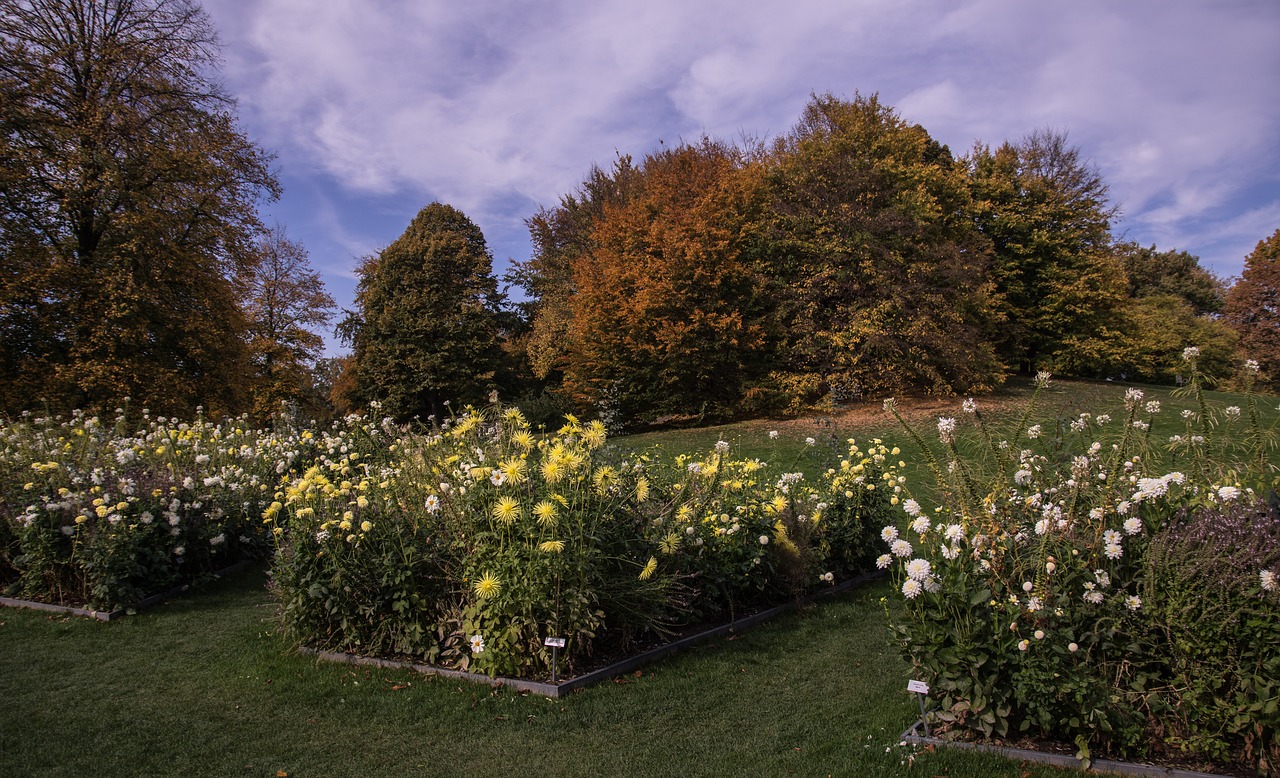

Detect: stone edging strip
[302, 568, 886, 698]
[0, 559, 256, 621]
[899, 720, 1227, 777]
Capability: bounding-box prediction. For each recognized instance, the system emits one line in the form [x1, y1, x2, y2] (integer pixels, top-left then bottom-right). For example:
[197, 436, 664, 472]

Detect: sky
[200, 0, 1280, 354]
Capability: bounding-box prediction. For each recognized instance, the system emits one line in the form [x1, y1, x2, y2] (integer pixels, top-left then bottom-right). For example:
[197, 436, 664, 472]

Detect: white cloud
[203, 0, 1280, 282]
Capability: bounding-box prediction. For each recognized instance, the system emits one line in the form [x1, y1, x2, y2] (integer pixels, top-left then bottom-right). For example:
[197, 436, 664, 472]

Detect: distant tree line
[2, 2, 1275, 428]
[338, 93, 1278, 429]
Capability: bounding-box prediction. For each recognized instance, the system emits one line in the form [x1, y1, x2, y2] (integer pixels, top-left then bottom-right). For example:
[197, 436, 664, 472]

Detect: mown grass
[2, 377, 1274, 777]
[0, 566, 1084, 777]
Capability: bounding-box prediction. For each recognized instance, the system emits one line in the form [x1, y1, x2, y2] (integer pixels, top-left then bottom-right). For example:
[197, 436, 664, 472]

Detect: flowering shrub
[880, 356, 1280, 773]
[0, 404, 325, 610]
[267, 405, 899, 679]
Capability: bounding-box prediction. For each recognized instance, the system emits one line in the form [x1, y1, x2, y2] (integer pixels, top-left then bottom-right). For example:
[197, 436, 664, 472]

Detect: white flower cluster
[1131, 472, 1184, 503]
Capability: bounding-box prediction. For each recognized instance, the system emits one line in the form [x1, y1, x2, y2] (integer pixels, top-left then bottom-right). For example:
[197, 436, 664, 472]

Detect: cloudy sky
[201, 0, 1280, 352]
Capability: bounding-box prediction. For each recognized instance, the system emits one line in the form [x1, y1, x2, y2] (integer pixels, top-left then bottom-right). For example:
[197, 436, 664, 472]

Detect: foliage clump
[1146, 501, 1280, 770]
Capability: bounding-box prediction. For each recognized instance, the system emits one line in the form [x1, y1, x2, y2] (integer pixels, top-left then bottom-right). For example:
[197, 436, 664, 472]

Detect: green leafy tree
[1225, 229, 1280, 386]
[967, 130, 1125, 374]
[338, 203, 505, 421]
[0, 0, 278, 416]
[1117, 242, 1225, 315]
[1050, 294, 1236, 383]
[759, 92, 1002, 398]
[240, 225, 336, 422]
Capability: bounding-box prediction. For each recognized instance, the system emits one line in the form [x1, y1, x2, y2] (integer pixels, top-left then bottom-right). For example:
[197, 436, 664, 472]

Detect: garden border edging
[0, 559, 256, 621]
[301, 568, 886, 698]
[899, 720, 1227, 777]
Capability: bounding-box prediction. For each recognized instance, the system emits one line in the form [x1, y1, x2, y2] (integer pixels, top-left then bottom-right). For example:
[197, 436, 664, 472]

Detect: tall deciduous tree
[968, 130, 1124, 373]
[337, 203, 505, 421]
[555, 139, 772, 425]
[760, 92, 1001, 397]
[0, 0, 277, 416]
[1225, 229, 1280, 386]
[509, 155, 645, 381]
[240, 225, 336, 422]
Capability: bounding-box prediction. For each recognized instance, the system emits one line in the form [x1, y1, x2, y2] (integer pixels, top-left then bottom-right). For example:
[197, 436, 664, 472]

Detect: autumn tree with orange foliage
[0, 0, 278, 417]
[517, 140, 773, 427]
[1226, 229, 1280, 387]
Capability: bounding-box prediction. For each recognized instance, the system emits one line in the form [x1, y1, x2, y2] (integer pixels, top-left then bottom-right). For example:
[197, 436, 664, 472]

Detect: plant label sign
[907, 680, 929, 695]
[544, 637, 566, 648]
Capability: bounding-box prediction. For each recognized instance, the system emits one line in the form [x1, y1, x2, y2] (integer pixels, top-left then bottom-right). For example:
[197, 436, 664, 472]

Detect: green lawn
[0, 566, 1087, 777]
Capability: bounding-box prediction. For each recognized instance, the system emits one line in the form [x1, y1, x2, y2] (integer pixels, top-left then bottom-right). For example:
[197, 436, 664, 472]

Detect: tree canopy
[338, 203, 505, 421]
[240, 225, 336, 422]
[760, 92, 1002, 398]
[1225, 229, 1280, 386]
[508, 94, 1241, 427]
[0, 0, 278, 416]
[967, 129, 1125, 374]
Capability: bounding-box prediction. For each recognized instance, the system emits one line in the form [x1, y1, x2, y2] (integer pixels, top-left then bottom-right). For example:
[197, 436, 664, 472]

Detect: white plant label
[907, 680, 929, 695]
[544, 637, 566, 648]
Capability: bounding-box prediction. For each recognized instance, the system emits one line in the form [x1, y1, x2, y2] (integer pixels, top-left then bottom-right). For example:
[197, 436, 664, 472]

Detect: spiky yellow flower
[474, 572, 501, 600]
[510, 431, 535, 451]
[538, 539, 566, 553]
[581, 420, 607, 449]
[540, 457, 565, 484]
[638, 556, 658, 580]
[659, 532, 681, 555]
[593, 466, 617, 495]
[498, 457, 528, 485]
[534, 500, 558, 526]
[634, 477, 649, 502]
[492, 496, 521, 524]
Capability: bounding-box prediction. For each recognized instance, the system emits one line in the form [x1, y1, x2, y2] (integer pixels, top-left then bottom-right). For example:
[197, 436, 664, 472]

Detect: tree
[554, 139, 773, 425]
[968, 129, 1125, 374]
[1116, 242, 1225, 315]
[337, 203, 505, 421]
[759, 92, 1002, 398]
[240, 225, 336, 422]
[508, 155, 645, 381]
[1225, 229, 1280, 386]
[0, 0, 278, 416]
[1049, 295, 1236, 383]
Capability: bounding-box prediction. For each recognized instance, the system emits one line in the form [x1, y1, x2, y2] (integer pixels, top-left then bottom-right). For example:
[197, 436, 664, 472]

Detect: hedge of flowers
[880, 355, 1280, 775]
[0, 403, 378, 611]
[266, 405, 899, 679]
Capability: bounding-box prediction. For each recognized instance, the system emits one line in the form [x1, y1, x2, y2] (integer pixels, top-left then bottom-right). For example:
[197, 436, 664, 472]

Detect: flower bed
[0, 404, 369, 612]
[879, 357, 1280, 776]
[266, 405, 899, 680]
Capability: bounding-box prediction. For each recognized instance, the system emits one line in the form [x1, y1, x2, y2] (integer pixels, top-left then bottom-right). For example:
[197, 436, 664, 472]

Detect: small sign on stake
[908, 680, 931, 737]
[545, 636, 566, 683]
